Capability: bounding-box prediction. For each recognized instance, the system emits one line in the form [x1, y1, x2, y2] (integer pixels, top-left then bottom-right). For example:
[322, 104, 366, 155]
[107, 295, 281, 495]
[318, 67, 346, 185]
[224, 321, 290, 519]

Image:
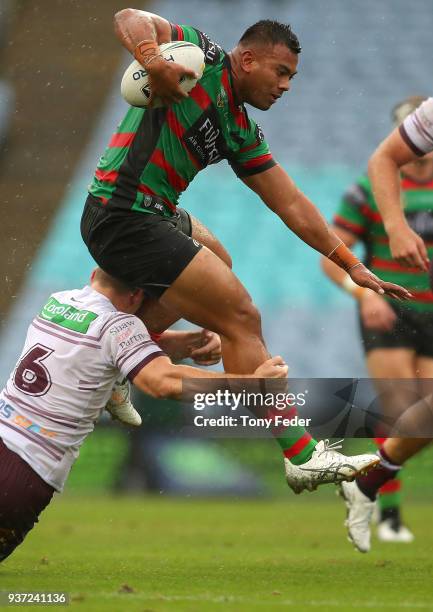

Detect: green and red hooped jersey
[88, 24, 276, 217]
[334, 174, 433, 311]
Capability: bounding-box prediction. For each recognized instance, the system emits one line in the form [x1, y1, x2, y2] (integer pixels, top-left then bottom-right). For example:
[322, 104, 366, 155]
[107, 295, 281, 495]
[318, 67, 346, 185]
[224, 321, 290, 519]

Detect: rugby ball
[121, 41, 205, 108]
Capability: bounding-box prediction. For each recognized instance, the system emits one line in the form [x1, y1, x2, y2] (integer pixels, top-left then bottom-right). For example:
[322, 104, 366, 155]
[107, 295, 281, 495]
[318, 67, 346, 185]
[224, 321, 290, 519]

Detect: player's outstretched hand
[254, 356, 288, 379]
[349, 263, 412, 300]
[146, 57, 198, 106]
[190, 329, 222, 366]
[388, 224, 429, 271]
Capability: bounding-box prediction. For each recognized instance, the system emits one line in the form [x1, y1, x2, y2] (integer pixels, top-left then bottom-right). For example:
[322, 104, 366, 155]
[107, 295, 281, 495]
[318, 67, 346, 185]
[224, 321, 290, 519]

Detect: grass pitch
[1, 494, 433, 611]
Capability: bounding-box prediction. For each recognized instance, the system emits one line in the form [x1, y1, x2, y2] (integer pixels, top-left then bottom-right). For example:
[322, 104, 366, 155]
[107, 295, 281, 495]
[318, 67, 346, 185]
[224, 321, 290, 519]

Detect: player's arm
[131, 355, 288, 400]
[321, 226, 363, 296]
[114, 9, 172, 51]
[114, 8, 197, 106]
[242, 165, 411, 299]
[368, 128, 429, 270]
[321, 226, 397, 331]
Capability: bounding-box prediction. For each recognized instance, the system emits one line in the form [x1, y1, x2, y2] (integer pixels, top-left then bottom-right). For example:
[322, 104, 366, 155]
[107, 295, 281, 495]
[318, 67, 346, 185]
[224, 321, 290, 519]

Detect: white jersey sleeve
[400, 97, 433, 155]
[102, 314, 166, 381]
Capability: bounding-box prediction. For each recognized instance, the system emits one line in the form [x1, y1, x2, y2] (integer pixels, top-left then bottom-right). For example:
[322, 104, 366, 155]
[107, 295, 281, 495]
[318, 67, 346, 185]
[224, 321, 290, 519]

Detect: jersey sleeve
[333, 179, 371, 238]
[228, 119, 276, 178]
[170, 24, 223, 66]
[399, 97, 433, 156]
[102, 315, 166, 381]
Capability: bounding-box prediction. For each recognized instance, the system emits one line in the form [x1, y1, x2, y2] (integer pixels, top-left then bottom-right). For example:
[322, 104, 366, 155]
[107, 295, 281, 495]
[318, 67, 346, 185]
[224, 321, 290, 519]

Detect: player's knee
[231, 298, 262, 336]
[207, 239, 232, 268]
[215, 244, 232, 269]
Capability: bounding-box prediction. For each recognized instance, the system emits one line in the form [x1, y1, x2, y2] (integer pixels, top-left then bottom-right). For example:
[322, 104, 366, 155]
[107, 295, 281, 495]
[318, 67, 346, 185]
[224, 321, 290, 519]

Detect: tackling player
[81, 10, 407, 492]
[322, 96, 433, 543]
[339, 96, 433, 553]
[0, 268, 287, 563]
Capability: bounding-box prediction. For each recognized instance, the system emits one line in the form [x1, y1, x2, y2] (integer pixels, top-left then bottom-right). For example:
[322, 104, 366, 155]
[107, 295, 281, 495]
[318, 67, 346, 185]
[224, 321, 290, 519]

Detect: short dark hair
[239, 20, 301, 54]
[92, 268, 137, 294]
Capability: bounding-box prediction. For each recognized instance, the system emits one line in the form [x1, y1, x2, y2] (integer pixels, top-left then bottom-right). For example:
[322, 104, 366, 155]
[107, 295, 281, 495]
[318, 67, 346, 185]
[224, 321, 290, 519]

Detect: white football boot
[377, 517, 414, 543]
[339, 480, 375, 553]
[284, 439, 379, 494]
[106, 378, 142, 426]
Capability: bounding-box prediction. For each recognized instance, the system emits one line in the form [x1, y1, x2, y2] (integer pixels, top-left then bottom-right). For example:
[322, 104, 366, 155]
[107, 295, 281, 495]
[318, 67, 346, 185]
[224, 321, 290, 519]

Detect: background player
[0, 268, 287, 563]
[339, 96, 433, 552]
[81, 10, 409, 489]
[322, 96, 433, 542]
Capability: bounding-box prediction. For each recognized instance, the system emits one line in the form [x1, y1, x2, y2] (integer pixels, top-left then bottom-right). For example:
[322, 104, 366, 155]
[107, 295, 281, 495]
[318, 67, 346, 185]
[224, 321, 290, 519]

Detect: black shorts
[359, 301, 433, 357]
[0, 438, 54, 562]
[81, 195, 202, 298]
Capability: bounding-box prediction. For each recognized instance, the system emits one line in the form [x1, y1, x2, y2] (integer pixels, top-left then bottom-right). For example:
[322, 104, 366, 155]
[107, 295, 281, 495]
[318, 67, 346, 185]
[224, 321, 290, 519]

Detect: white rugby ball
[121, 41, 205, 108]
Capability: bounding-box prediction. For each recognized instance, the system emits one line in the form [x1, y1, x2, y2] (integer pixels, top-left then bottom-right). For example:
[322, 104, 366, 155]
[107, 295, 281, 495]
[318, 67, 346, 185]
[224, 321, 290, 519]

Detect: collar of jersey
[223, 54, 242, 109]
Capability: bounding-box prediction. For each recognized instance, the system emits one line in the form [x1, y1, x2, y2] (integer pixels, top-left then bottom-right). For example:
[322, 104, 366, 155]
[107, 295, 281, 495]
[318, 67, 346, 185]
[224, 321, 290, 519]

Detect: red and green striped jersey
[334, 174, 433, 311]
[88, 24, 276, 216]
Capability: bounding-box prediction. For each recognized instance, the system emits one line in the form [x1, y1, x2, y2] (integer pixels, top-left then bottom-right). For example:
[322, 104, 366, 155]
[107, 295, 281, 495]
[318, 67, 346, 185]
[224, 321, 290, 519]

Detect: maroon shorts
[0, 438, 54, 562]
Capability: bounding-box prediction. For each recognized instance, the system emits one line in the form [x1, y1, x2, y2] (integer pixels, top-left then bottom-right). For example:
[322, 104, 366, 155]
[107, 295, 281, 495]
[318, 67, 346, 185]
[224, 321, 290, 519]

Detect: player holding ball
[81, 9, 410, 492]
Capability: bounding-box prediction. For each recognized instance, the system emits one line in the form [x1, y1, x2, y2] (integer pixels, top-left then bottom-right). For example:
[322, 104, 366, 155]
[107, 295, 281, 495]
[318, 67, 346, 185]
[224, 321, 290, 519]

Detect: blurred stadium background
[0, 1, 432, 500]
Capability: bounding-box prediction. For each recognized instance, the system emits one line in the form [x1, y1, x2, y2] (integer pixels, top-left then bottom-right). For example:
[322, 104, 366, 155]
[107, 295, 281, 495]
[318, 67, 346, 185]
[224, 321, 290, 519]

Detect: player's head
[233, 20, 301, 110]
[391, 95, 428, 126]
[90, 268, 144, 313]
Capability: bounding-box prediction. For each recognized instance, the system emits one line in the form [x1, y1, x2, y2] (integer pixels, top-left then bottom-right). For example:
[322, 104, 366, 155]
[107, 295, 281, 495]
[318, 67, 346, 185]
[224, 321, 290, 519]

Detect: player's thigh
[367, 349, 419, 420]
[415, 356, 433, 378]
[175, 208, 231, 267]
[384, 438, 432, 464]
[414, 356, 433, 398]
[160, 246, 260, 336]
[0, 440, 54, 562]
[366, 348, 416, 378]
[189, 214, 232, 268]
[137, 211, 233, 332]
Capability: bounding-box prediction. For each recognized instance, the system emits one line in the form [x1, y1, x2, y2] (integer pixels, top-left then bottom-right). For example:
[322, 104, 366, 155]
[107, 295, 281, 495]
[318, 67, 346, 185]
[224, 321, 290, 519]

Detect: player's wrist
[341, 275, 367, 301]
[383, 215, 409, 234]
[134, 39, 162, 68]
[327, 242, 361, 272]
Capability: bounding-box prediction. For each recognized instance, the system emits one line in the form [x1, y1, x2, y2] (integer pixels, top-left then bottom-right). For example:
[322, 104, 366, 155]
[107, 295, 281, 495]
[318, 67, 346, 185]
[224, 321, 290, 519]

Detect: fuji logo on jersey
[183, 106, 226, 166]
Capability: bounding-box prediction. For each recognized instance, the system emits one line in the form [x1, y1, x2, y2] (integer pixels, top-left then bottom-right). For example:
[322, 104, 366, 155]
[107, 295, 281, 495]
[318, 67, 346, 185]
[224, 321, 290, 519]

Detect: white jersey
[0, 286, 164, 491]
[400, 97, 433, 155]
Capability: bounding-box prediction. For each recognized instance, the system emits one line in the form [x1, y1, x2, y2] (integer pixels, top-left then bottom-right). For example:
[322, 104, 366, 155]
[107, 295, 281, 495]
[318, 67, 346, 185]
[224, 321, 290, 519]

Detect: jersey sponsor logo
[119, 332, 148, 349]
[109, 320, 136, 335]
[0, 398, 57, 438]
[255, 123, 265, 143]
[40, 297, 98, 334]
[194, 29, 222, 65]
[0, 398, 14, 419]
[183, 106, 225, 166]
